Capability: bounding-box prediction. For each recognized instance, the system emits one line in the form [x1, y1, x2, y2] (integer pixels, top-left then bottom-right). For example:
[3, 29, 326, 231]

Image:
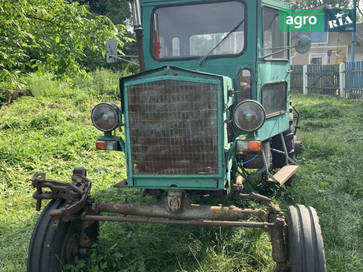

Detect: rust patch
[127, 80, 218, 175]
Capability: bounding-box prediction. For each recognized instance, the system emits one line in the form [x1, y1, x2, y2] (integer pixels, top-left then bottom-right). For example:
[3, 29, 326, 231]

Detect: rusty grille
[127, 80, 218, 175]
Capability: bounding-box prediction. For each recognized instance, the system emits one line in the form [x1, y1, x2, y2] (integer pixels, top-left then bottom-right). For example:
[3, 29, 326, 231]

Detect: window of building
[311, 32, 328, 43]
[309, 53, 327, 64]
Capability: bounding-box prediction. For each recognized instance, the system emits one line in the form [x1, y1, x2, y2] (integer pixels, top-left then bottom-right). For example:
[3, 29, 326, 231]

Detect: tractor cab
[98, 0, 305, 189]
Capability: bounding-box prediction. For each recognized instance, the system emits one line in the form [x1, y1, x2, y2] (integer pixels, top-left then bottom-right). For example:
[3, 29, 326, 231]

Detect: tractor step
[269, 165, 299, 185]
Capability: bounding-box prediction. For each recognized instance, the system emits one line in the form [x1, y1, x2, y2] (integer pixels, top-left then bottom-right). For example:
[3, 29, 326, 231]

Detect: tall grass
[0, 73, 362, 271]
[281, 94, 363, 272]
[24, 69, 122, 99]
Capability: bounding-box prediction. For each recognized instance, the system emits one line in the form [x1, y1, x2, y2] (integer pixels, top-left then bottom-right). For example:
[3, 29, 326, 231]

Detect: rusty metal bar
[280, 133, 289, 166]
[271, 148, 296, 164]
[239, 192, 272, 203]
[82, 215, 273, 228]
[269, 215, 287, 271]
[94, 201, 267, 221]
[30, 168, 91, 219]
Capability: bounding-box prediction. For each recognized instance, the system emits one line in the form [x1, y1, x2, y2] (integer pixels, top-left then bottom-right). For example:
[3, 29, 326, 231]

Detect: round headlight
[91, 103, 120, 132]
[233, 100, 266, 132]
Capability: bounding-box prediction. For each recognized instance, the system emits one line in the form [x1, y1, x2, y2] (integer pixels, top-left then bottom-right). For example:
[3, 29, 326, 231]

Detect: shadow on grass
[68, 221, 272, 272]
[66, 189, 274, 272]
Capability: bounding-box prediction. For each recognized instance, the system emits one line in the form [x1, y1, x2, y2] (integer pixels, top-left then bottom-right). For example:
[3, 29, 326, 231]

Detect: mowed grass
[283, 94, 363, 272]
[0, 72, 362, 272]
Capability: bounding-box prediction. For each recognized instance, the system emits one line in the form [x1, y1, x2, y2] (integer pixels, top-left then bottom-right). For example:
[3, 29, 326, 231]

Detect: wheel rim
[61, 223, 82, 263]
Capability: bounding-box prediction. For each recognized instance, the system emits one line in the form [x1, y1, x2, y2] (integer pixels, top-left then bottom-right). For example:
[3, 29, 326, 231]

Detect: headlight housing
[91, 103, 120, 132]
[233, 100, 266, 132]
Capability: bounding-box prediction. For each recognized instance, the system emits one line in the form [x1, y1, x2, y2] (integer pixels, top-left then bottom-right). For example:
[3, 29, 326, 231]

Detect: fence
[290, 63, 363, 99]
[306, 64, 340, 96]
[290, 65, 303, 93]
[345, 62, 363, 99]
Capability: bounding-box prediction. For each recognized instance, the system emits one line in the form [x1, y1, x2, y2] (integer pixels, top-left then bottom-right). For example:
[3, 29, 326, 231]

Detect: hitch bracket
[30, 167, 91, 222]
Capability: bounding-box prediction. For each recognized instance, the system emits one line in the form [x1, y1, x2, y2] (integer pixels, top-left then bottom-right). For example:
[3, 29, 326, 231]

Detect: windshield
[152, 1, 246, 60]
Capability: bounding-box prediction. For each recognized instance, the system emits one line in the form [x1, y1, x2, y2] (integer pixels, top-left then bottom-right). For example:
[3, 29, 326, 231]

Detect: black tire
[27, 200, 98, 272]
[286, 205, 326, 272]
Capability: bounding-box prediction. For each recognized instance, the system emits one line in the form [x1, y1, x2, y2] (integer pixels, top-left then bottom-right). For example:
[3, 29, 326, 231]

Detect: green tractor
[28, 0, 326, 271]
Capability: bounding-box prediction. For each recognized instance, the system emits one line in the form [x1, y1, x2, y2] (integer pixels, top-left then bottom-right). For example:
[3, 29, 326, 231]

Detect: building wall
[291, 32, 356, 65]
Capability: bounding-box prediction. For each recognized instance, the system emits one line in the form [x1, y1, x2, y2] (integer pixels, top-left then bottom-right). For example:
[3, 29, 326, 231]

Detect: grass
[282, 94, 363, 272]
[0, 72, 362, 272]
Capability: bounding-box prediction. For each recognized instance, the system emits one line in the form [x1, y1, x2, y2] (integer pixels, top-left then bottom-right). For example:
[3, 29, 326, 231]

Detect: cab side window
[262, 7, 288, 59]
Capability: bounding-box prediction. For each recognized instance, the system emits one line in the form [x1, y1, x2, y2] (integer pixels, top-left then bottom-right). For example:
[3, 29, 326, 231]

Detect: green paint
[132, 177, 224, 190]
[119, 0, 293, 190]
[279, 9, 325, 32]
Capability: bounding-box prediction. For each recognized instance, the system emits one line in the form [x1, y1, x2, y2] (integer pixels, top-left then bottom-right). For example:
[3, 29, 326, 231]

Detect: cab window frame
[262, 5, 289, 62]
[261, 81, 287, 118]
[150, 0, 248, 62]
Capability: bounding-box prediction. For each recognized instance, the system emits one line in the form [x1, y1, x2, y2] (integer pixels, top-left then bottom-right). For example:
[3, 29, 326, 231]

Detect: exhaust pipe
[129, 0, 145, 71]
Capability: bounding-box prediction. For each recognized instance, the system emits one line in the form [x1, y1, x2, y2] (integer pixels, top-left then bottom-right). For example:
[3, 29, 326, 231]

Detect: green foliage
[0, 75, 362, 272]
[71, 69, 123, 98]
[72, 0, 131, 25]
[0, 89, 8, 105]
[64, 225, 274, 272]
[297, 102, 343, 119]
[286, 0, 350, 9]
[0, 0, 131, 87]
[72, 0, 138, 57]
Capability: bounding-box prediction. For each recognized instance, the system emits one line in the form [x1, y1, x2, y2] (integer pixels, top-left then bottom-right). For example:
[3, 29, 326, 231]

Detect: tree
[69, 0, 137, 56]
[287, 0, 350, 9]
[68, 0, 131, 25]
[0, 0, 130, 86]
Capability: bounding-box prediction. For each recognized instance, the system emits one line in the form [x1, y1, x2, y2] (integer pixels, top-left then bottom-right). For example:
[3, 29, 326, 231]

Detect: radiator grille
[127, 80, 218, 175]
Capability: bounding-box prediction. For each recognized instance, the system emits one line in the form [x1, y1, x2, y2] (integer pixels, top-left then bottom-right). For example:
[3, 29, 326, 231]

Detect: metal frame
[260, 5, 290, 61]
[148, 0, 248, 62]
[30, 170, 288, 271]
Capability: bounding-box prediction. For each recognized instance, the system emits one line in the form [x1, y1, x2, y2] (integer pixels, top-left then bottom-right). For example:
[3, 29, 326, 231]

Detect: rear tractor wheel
[27, 200, 99, 272]
[286, 205, 326, 272]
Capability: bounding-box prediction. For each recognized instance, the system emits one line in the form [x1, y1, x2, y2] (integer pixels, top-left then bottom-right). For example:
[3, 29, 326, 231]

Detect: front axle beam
[30, 169, 288, 270]
[93, 201, 267, 222]
[82, 214, 274, 228]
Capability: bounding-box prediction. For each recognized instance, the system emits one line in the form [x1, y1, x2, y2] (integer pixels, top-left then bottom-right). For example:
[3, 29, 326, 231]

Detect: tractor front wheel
[27, 200, 98, 272]
[286, 205, 326, 272]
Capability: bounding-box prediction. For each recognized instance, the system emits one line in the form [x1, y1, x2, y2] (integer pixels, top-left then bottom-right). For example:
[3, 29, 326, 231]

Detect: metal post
[303, 65, 308, 95]
[351, 0, 357, 63]
[130, 0, 145, 71]
[279, 133, 289, 166]
[339, 62, 346, 98]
